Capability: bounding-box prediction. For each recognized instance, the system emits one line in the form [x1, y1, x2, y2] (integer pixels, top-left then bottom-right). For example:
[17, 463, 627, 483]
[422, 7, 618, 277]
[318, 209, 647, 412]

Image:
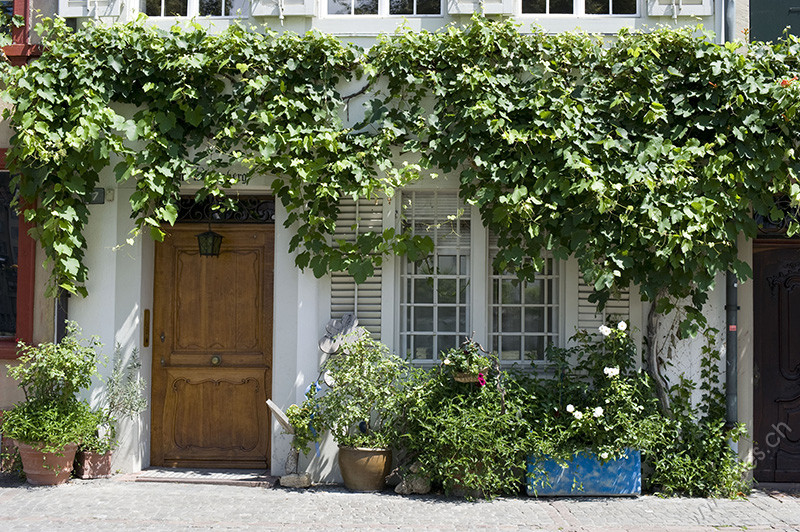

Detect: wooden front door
[152, 224, 274, 469]
[754, 239, 800, 482]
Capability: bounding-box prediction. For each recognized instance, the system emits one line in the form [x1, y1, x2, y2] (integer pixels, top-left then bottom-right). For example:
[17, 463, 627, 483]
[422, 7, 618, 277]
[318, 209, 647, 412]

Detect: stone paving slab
[2, 476, 800, 531]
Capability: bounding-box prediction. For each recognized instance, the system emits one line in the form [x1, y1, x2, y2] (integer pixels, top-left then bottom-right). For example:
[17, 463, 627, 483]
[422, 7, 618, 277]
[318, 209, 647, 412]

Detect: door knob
[211, 355, 221, 366]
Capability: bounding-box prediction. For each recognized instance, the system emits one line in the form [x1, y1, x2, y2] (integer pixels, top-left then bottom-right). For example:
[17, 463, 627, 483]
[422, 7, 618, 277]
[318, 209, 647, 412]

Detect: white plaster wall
[645, 273, 728, 409]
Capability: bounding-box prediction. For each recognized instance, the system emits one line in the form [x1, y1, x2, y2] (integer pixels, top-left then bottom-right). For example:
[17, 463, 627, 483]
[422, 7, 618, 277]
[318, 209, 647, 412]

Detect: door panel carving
[755, 240, 800, 482]
[152, 224, 273, 469]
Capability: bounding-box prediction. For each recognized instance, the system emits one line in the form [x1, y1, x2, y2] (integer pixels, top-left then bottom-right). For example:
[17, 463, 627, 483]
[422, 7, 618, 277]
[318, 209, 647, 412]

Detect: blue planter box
[526, 449, 641, 497]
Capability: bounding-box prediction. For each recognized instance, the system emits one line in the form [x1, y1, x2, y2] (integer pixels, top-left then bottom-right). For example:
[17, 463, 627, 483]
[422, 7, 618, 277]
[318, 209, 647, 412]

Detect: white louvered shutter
[577, 279, 631, 332]
[330, 198, 384, 339]
[446, 0, 512, 15]
[647, 0, 713, 17]
[250, 0, 315, 16]
[59, 0, 121, 17]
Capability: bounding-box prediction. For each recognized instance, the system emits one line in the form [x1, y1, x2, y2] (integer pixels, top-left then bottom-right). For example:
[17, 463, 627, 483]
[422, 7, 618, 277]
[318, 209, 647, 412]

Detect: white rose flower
[603, 366, 620, 378]
[618, 321, 627, 331]
[594, 407, 604, 418]
[566, 404, 575, 413]
[443, 358, 451, 365]
[600, 452, 609, 460]
[599, 325, 612, 337]
[573, 411, 583, 420]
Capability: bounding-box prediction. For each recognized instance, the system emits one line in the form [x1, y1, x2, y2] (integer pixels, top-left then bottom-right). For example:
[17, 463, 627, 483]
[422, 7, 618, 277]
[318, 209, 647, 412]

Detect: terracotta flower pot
[13, 440, 78, 486]
[74, 450, 113, 479]
[337, 446, 392, 492]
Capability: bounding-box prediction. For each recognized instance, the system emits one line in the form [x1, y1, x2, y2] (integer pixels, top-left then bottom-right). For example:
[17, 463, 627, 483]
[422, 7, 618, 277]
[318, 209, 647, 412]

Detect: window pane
[522, 0, 545, 12]
[354, 0, 378, 14]
[524, 280, 544, 304]
[525, 336, 545, 361]
[414, 278, 434, 303]
[525, 307, 544, 332]
[585, 0, 609, 14]
[390, 0, 412, 14]
[438, 306, 457, 331]
[414, 306, 434, 331]
[414, 335, 433, 359]
[1, 0, 12, 35]
[226, 0, 247, 15]
[438, 335, 457, 353]
[500, 335, 521, 361]
[145, 0, 162, 15]
[438, 278, 457, 304]
[200, 0, 221, 16]
[501, 279, 521, 304]
[613, 0, 635, 13]
[502, 308, 522, 333]
[550, 0, 573, 13]
[329, 0, 351, 14]
[438, 255, 457, 275]
[0, 172, 17, 337]
[165, 0, 188, 15]
[416, 0, 440, 14]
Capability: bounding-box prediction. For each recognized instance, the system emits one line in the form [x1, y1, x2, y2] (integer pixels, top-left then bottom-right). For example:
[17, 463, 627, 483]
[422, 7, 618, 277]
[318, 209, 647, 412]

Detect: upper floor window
[0, 153, 36, 359]
[328, 0, 440, 15]
[143, 0, 247, 16]
[522, 0, 636, 14]
[399, 191, 561, 366]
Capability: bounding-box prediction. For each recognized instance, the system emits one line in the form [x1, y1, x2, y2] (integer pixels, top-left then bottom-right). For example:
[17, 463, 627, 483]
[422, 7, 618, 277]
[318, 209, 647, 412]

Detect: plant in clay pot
[1, 322, 101, 485]
[304, 329, 408, 491]
[76, 345, 147, 479]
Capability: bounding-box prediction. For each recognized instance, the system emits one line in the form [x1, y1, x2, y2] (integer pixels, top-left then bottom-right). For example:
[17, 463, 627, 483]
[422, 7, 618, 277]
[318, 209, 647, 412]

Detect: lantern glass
[196, 230, 223, 257]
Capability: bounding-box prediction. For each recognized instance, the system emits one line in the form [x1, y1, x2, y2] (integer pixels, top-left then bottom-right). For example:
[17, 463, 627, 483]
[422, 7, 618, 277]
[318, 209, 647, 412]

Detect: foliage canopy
[4, 16, 800, 333]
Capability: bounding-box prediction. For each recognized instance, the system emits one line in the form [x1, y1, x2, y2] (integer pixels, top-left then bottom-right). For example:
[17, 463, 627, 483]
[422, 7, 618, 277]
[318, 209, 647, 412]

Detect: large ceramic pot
[74, 450, 113, 479]
[338, 446, 392, 491]
[14, 440, 78, 486]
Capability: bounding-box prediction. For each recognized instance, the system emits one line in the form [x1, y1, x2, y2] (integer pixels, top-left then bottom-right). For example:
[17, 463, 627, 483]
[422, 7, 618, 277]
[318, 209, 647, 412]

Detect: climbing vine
[3, 16, 800, 339]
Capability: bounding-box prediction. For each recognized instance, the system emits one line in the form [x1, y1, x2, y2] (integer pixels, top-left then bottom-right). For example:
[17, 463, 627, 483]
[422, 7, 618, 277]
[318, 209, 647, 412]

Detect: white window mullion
[471, 203, 488, 349]
[575, 0, 585, 15]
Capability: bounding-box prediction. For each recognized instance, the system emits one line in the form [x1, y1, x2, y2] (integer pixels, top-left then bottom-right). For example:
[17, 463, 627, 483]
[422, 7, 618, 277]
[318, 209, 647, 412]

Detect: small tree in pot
[1, 322, 101, 485]
[312, 330, 408, 491]
[76, 345, 147, 479]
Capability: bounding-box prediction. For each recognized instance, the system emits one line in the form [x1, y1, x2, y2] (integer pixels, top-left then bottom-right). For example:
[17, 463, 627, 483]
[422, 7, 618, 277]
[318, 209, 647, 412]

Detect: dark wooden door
[751, 1, 800, 42]
[152, 224, 274, 469]
[754, 239, 800, 482]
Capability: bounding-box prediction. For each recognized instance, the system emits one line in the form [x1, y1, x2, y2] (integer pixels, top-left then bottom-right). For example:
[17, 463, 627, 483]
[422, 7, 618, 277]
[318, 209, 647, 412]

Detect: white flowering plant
[440, 337, 495, 376]
[520, 322, 659, 463]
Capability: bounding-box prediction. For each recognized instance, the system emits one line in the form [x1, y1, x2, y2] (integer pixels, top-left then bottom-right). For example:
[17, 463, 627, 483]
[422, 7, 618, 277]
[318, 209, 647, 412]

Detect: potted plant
[75, 345, 147, 479]
[524, 322, 653, 496]
[441, 338, 494, 383]
[1, 322, 101, 485]
[308, 329, 408, 491]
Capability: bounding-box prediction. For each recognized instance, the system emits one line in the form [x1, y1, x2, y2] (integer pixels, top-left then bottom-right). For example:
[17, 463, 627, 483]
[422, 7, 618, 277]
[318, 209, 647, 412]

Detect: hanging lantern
[196, 225, 223, 257]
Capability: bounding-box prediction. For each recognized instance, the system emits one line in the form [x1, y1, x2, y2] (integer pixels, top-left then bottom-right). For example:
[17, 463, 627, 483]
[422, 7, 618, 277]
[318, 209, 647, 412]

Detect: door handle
[211, 355, 221, 366]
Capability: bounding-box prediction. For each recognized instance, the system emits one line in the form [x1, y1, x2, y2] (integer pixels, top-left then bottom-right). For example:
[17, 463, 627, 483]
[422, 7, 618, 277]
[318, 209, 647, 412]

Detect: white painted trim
[381, 195, 397, 351]
[470, 203, 488, 348]
[564, 256, 580, 347]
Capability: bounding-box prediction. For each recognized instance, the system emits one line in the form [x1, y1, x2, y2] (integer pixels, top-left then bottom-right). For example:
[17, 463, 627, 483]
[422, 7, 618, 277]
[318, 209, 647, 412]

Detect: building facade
[1, 1, 777, 484]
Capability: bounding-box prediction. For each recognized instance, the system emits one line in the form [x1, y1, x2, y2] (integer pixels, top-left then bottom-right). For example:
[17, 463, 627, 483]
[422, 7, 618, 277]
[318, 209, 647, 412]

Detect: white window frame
[519, 0, 640, 16]
[394, 189, 566, 367]
[324, 0, 443, 16]
[141, 0, 249, 17]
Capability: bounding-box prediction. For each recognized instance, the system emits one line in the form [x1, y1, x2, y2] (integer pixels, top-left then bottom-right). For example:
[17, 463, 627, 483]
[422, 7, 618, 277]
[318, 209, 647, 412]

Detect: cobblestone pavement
[2, 475, 800, 531]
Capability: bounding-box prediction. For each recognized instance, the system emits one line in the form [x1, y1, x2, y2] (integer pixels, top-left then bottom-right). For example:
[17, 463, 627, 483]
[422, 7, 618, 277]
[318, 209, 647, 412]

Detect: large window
[142, 0, 247, 16]
[489, 236, 558, 362]
[400, 191, 560, 365]
[400, 191, 470, 360]
[327, 0, 441, 15]
[0, 153, 35, 359]
[522, 0, 637, 14]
